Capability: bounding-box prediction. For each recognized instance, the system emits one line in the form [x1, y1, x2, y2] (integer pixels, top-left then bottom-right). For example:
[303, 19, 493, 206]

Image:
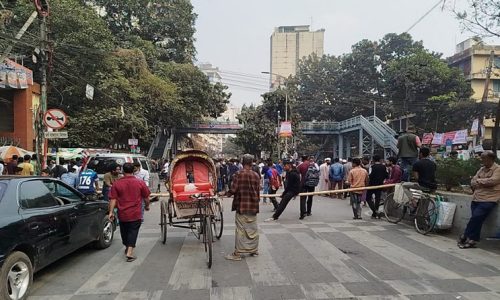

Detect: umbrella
[0, 146, 34, 163]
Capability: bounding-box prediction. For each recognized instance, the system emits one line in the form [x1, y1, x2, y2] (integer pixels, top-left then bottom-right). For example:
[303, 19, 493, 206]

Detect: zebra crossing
[28, 197, 500, 300]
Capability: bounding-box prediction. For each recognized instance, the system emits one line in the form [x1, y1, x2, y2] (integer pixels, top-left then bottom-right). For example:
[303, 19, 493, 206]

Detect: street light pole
[277, 110, 281, 159]
[262, 71, 289, 157]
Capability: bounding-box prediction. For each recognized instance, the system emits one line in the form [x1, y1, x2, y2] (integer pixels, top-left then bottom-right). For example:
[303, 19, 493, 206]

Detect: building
[448, 39, 500, 140]
[198, 63, 222, 84]
[270, 25, 324, 86]
[448, 39, 500, 102]
[0, 59, 39, 151]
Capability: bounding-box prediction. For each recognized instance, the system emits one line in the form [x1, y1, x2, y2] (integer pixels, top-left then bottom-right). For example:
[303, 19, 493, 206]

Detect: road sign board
[128, 139, 138, 146]
[44, 131, 68, 139]
[43, 109, 68, 129]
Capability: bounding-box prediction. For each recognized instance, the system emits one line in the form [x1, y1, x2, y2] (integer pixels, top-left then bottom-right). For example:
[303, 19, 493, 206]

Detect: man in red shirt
[109, 163, 151, 262]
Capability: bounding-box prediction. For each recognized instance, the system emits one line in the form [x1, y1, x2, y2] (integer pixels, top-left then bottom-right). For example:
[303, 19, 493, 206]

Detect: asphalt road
[28, 194, 500, 300]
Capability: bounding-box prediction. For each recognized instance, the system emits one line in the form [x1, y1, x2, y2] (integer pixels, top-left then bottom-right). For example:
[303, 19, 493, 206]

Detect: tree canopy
[1, 0, 230, 149]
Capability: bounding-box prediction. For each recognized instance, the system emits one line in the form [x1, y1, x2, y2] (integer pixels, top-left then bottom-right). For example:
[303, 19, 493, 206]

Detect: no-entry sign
[43, 109, 68, 129]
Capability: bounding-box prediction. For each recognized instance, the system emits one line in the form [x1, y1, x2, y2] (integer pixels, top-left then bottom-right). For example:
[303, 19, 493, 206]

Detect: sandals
[126, 256, 137, 262]
[224, 252, 242, 261]
[458, 242, 476, 249]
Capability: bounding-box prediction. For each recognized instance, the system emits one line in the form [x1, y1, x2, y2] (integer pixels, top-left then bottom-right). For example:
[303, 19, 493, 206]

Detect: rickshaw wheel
[204, 215, 213, 269]
[213, 200, 224, 240]
[167, 198, 174, 224]
[160, 201, 167, 244]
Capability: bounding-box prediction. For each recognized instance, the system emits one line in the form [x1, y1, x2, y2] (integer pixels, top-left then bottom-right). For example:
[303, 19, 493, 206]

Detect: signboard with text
[44, 131, 68, 139]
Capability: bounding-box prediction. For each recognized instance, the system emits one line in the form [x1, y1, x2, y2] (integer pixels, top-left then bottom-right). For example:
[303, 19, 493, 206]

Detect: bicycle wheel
[414, 197, 437, 235]
[204, 215, 213, 268]
[384, 193, 406, 224]
[212, 200, 224, 240]
[160, 202, 167, 244]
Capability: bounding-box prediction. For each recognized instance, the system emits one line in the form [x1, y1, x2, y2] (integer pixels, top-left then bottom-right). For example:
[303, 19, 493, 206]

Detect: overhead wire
[405, 0, 445, 32]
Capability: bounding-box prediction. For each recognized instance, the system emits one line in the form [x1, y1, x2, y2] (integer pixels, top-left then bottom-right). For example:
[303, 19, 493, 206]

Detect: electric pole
[35, 0, 50, 172]
[477, 50, 495, 149]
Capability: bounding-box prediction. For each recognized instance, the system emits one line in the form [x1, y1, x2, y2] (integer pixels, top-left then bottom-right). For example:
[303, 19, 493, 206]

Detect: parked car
[85, 153, 160, 200]
[0, 177, 115, 300]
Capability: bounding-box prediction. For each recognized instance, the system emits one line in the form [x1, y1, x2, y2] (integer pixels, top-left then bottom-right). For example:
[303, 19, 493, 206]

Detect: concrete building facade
[270, 25, 324, 86]
[448, 39, 500, 102]
[448, 39, 500, 140]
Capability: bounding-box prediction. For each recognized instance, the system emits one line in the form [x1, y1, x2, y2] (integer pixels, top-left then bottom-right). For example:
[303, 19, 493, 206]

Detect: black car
[0, 177, 115, 300]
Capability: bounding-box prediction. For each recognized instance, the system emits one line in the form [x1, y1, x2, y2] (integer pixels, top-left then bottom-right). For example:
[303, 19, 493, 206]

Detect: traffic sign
[44, 131, 68, 139]
[128, 138, 138, 146]
[43, 109, 68, 129]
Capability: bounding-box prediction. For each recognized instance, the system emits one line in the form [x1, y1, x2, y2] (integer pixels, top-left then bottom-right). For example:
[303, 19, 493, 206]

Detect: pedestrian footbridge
[148, 116, 398, 160]
[300, 116, 398, 158]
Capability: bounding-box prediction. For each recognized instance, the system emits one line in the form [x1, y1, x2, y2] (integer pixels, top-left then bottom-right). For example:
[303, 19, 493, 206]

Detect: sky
[191, 0, 500, 107]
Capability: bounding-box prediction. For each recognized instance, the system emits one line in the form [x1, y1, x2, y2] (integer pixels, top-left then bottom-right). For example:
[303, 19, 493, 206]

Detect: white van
[86, 153, 160, 199]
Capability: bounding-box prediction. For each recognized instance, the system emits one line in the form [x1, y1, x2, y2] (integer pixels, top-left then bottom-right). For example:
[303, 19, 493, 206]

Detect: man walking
[329, 158, 344, 199]
[225, 154, 261, 261]
[348, 158, 369, 220]
[397, 129, 421, 181]
[298, 156, 319, 219]
[266, 160, 300, 221]
[365, 155, 388, 219]
[458, 151, 500, 249]
[319, 158, 330, 192]
[109, 163, 150, 262]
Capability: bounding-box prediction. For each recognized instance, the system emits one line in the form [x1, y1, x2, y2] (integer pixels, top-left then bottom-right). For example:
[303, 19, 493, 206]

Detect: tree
[154, 62, 231, 122]
[453, 0, 500, 38]
[90, 0, 197, 63]
[384, 49, 473, 131]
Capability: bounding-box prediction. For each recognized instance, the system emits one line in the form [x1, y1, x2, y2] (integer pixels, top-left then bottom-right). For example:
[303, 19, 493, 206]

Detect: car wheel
[94, 216, 114, 249]
[0, 251, 33, 300]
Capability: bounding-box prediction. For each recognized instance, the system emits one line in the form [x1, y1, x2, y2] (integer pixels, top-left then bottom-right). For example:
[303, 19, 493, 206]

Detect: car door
[18, 180, 66, 269]
[140, 158, 159, 193]
[45, 180, 101, 249]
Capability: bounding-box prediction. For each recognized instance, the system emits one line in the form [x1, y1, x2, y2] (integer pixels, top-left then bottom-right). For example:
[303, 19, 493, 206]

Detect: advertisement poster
[453, 129, 468, 144]
[279, 121, 292, 137]
[431, 133, 444, 145]
[422, 133, 434, 145]
[470, 119, 479, 136]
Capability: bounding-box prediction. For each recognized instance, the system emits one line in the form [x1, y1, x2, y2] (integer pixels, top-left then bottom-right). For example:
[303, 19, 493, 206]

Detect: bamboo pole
[148, 184, 397, 199]
[260, 184, 397, 198]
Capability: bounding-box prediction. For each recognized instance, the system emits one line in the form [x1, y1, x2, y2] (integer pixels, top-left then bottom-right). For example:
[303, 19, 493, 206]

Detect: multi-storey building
[270, 25, 324, 86]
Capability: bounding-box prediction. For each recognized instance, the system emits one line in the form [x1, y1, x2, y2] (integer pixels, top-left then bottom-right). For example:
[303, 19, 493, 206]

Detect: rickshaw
[159, 150, 223, 268]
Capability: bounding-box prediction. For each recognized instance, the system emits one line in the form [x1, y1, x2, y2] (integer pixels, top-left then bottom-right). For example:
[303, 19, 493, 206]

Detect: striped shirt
[228, 168, 260, 215]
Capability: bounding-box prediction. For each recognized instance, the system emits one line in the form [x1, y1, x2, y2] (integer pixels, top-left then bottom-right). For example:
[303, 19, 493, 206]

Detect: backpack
[304, 164, 320, 187]
[330, 163, 343, 181]
[270, 169, 281, 190]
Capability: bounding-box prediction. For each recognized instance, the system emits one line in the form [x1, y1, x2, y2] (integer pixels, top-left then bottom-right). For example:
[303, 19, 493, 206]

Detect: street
[28, 195, 500, 300]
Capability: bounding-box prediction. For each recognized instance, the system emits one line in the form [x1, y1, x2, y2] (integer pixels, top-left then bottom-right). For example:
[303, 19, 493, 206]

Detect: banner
[470, 119, 479, 136]
[0, 59, 33, 89]
[422, 133, 434, 145]
[443, 131, 456, 145]
[453, 129, 468, 144]
[279, 121, 292, 137]
[432, 133, 444, 145]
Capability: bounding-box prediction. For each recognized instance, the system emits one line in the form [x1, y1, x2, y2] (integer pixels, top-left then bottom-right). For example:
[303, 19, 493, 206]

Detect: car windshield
[0, 182, 7, 202]
[87, 157, 128, 175]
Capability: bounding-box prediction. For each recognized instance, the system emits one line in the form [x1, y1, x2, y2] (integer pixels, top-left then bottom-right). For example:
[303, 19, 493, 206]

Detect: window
[495, 56, 500, 69]
[44, 181, 82, 203]
[139, 159, 149, 171]
[87, 157, 126, 174]
[19, 180, 59, 209]
[493, 80, 500, 94]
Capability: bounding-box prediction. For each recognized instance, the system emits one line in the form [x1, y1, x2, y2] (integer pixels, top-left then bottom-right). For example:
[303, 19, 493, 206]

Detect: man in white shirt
[133, 162, 150, 186]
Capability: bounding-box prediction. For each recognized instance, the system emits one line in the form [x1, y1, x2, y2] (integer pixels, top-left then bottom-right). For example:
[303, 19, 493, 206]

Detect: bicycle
[383, 184, 438, 235]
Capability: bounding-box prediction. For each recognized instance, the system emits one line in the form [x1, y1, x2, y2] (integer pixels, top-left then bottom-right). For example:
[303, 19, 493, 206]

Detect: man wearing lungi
[225, 154, 261, 261]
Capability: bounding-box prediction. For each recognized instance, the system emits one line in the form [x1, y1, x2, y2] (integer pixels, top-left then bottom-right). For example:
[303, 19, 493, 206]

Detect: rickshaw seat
[172, 182, 214, 201]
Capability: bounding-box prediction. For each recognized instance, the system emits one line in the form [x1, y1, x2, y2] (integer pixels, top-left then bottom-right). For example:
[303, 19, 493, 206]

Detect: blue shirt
[274, 163, 283, 175]
[78, 169, 99, 194]
[61, 172, 78, 188]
